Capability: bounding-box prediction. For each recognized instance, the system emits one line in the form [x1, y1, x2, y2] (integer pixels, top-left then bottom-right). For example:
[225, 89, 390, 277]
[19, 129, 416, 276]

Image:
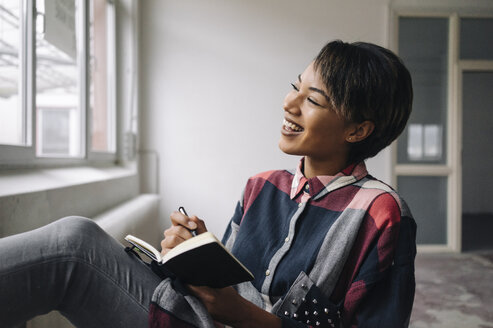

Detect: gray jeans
[0, 216, 161, 328]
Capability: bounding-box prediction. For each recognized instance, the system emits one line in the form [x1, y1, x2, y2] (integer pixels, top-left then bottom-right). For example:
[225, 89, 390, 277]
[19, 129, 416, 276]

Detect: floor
[410, 250, 493, 328]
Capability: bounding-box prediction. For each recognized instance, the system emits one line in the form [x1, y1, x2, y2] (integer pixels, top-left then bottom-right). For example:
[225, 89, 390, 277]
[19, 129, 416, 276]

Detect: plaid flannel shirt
[222, 158, 416, 327]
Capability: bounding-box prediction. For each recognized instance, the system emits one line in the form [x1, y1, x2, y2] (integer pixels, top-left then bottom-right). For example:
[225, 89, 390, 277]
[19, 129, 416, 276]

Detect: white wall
[139, 0, 392, 238]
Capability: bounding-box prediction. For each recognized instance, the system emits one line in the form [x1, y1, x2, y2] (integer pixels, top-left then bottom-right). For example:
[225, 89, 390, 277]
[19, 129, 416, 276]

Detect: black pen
[178, 206, 197, 237]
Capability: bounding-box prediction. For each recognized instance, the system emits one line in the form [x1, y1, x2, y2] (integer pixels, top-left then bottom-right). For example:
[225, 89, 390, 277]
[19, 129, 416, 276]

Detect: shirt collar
[290, 157, 368, 200]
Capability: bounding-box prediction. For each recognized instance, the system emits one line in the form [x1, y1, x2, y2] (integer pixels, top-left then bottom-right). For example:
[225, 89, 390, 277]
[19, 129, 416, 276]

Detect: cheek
[305, 120, 346, 145]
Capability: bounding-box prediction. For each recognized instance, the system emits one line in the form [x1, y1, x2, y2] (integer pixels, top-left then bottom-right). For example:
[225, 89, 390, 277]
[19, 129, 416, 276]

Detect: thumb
[189, 215, 208, 234]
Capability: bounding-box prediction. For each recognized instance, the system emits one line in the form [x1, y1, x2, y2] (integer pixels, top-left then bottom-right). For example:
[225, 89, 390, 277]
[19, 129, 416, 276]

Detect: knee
[53, 216, 106, 251]
[57, 216, 101, 234]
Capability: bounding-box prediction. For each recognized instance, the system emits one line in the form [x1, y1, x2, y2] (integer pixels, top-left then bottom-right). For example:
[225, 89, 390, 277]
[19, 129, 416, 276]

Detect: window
[460, 18, 493, 60]
[394, 12, 493, 251]
[0, 0, 116, 165]
[397, 17, 449, 166]
[395, 17, 450, 247]
[35, 0, 83, 157]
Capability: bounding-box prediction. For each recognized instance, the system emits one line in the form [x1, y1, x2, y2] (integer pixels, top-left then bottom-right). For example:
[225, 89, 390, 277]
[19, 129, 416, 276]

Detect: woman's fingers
[160, 211, 208, 256]
[188, 215, 207, 234]
[170, 211, 208, 234]
[170, 211, 198, 230]
[160, 225, 193, 255]
[164, 224, 194, 240]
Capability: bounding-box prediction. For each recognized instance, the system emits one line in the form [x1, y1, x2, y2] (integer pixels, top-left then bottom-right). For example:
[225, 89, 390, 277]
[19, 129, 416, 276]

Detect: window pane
[0, 0, 24, 145]
[89, 0, 115, 153]
[398, 176, 448, 244]
[38, 108, 72, 154]
[397, 17, 448, 164]
[35, 0, 83, 157]
[460, 18, 493, 60]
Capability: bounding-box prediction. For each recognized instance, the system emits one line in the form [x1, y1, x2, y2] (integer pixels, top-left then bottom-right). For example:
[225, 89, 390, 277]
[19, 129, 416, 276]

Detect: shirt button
[265, 269, 270, 276]
[285, 237, 290, 242]
[298, 202, 303, 208]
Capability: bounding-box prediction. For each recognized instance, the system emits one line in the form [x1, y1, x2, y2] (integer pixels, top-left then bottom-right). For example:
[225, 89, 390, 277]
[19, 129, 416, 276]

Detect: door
[461, 71, 493, 251]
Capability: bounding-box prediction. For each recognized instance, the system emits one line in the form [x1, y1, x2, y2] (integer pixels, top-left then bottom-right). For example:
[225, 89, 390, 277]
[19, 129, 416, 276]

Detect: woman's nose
[283, 92, 301, 115]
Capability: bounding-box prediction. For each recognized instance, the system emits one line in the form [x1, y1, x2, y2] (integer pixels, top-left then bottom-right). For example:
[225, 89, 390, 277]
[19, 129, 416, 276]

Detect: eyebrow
[298, 74, 330, 103]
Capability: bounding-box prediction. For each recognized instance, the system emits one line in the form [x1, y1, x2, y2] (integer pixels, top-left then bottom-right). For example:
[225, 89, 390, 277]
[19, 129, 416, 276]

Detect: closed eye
[291, 83, 322, 106]
[307, 97, 322, 107]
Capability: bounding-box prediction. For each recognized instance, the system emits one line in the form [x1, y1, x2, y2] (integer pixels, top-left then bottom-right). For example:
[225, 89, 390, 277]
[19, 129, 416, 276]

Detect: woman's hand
[188, 286, 245, 325]
[188, 285, 281, 328]
[160, 211, 207, 256]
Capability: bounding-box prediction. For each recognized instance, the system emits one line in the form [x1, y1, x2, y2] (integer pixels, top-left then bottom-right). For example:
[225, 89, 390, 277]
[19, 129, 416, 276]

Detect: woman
[0, 40, 416, 328]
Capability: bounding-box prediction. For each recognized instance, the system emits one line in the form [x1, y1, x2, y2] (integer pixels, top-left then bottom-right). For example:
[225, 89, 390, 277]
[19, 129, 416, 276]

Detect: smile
[283, 118, 304, 132]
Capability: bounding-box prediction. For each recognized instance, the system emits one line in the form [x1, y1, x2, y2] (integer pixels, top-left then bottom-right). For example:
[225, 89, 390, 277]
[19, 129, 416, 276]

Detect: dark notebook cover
[160, 241, 253, 288]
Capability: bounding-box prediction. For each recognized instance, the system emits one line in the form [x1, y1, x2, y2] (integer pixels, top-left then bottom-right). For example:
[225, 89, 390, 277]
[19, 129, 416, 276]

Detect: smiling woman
[279, 40, 413, 180]
[152, 40, 416, 328]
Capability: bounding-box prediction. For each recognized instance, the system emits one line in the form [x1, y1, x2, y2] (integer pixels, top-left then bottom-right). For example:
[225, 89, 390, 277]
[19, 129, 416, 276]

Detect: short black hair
[314, 40, 413, 163]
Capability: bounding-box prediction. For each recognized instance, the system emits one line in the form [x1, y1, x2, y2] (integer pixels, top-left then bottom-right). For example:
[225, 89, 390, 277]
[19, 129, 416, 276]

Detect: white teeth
[283, 119, 303, 132]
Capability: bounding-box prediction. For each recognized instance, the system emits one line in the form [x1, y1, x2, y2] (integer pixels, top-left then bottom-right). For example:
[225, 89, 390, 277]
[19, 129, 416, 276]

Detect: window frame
[390, 4, 493, 252]
[0, 0, 118, 168]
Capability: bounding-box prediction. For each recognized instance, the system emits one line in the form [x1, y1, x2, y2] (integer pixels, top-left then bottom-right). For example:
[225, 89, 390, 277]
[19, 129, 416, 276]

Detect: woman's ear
[346, 121, 375, 143]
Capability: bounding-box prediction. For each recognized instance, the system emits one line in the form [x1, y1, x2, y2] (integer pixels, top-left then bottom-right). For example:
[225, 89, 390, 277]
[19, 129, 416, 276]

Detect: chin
[278, 141, 302, 156]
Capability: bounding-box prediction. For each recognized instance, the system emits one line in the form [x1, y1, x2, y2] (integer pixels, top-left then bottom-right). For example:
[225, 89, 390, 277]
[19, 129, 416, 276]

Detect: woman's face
[279, 63, 352, 163]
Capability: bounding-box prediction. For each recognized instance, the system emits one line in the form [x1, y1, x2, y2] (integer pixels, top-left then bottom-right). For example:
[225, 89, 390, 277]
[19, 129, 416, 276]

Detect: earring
[348, 137, 353, 142]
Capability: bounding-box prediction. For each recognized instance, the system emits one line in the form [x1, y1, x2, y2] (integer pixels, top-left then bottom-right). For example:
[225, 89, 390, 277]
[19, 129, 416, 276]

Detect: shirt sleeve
[221, 199, 243, 249]
[342, 194, 417, 328]
[221, 183, 246, 251]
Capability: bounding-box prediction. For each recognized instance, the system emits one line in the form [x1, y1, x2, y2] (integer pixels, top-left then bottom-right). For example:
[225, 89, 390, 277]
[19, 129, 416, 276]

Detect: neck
[303, 156, 349, 179]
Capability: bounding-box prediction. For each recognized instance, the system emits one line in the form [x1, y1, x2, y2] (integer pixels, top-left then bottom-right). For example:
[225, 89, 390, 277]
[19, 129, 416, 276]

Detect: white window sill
[0, 165, 137, 198]
[0, 164, 141, 238]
